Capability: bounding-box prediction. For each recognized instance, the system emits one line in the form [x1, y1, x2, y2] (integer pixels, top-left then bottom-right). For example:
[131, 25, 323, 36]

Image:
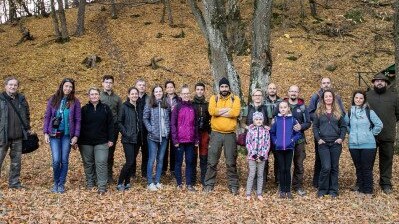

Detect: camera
[51, 117, 62, 129]
[50, 131, 63, 138]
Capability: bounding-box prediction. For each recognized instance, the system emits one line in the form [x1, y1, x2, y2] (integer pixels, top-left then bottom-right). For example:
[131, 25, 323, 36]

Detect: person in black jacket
[78, 87, 114, 195]
[135, 79, 149, 178]
[116, 87, 139, 191]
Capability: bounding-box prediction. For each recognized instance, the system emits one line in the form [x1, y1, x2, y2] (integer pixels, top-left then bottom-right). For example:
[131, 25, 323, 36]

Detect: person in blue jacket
[345, 90, 383, 196]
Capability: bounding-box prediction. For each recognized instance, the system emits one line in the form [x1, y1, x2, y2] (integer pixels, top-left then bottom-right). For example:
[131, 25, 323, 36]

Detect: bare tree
[110, 0, 117, 19]
[75, 0, 86, 36]
[50, 0, 69, 42]
[226, 0, 248, 55]
[8, 0, 17, 22]
[16, 0, 32, 17]
[160, 0, 173, 26]
[309, 0, 317, 17]
[65, 0, 69, 9]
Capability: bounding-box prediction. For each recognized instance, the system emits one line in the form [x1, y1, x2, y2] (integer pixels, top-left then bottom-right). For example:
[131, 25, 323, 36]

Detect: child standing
[270, 101, 302, 199]
[245, 112, 270, 201]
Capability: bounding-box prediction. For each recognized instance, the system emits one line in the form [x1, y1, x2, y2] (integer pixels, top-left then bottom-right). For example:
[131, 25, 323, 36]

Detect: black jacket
[79, 101, 114, 145]
[118, 100, 139, 144]
[313, 113, 346, 143]
[246, 104, 270, 126]
[192, 96, 211, 132]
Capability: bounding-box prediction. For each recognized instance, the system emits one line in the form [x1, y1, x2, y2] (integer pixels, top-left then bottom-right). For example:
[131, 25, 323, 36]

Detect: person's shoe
[317, 192, 324, 198]
[286, 192, 293, 199]
[9, 184, 27, 190]
[116, 184, 125, 191]
[98, 189, 107, 195]
[86, 184, 95, 190]
[147, 183, 158, 191]
[350, 184, 359, 192]
[330, 193, 338, 199]
[230, 188, 239, 196]
[382, 186, 393, 195]
[187, 185, 196, 192]
[246, 195, 251, 200]
[124, 184, 131, 190]
[177, 185, 183, 190]
[257, 195, 264, 201]
[203, 186, 214, 193]
[58, 185, 65, 194]
[155, 183, 163, 189]
[279, 192, 286, 198]
[52, 184, 58, 193]
[296, 188, 306, 196]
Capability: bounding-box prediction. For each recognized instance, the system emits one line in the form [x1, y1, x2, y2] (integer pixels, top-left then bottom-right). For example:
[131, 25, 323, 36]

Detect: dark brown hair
[50, 78, 76, 108]
[149, 85, 168, 108]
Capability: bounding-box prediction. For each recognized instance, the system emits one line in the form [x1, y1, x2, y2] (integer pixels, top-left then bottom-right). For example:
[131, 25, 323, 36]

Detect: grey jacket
[143, 101, 170, 142]
[313, 113, 347, 143]
[0, 92, 31, 145]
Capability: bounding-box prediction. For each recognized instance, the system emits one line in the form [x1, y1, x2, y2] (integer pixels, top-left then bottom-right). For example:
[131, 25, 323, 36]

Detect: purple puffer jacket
[43, 97, 82, 137]
[171, 101, 199, 145]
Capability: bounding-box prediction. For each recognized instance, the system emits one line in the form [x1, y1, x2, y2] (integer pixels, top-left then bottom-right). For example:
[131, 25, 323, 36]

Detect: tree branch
[187, 0, 209, 43]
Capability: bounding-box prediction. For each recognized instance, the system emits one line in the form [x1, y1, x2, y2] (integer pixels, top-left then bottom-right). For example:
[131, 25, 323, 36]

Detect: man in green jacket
[367, 73, 399, 194]
[100, 75, 122, 183]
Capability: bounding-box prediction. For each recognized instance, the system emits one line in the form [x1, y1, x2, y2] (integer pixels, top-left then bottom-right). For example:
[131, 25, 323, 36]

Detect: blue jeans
[147, 137, 168, 185]
[174, 143, 195, 186]
[50, 135, 71, 186]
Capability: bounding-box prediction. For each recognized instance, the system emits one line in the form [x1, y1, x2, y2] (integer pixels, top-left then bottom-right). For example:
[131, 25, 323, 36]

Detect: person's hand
[293, 123, 301, 132]
[44, 134, 50, 144]
[70, 136, 78, 146]
[195, 143, 199, 147]
[175, 144, 179, 148]
[264, 125, 270, 131]
[335, 138, 343, 144]
[218, 108, 230, 116]
[108, 141, 114, 147]
[318, 139, 325, 145]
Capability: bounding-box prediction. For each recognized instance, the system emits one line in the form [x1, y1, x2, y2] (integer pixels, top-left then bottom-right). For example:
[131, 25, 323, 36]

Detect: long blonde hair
[316, 89, 342, 119]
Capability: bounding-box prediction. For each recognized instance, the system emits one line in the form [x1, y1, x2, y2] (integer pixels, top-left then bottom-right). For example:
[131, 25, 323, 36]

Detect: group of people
[0, 73, 398, 199]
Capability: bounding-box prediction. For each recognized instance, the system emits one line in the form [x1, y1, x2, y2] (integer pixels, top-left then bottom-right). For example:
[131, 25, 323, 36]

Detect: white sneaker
[147, 183, 158, 191]
[155, 183, 163, 189]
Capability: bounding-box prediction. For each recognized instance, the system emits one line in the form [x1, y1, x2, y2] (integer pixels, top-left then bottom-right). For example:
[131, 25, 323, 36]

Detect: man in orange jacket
[203, 77, 241, 195]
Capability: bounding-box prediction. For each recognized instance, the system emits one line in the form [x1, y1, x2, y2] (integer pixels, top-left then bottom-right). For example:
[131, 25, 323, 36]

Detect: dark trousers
[162, 135, 176, 173]
[275, 150, 294, 193]
[292, 142, 306, 190]
[136, 132, 149, 177]
[376, 141, 394, 188]
[318, 143, 342, 196]
[312, 138, 321, 188]
[174, 143, 195, 186]
[349, 148, 376, 194]
[107, 126, 119, 180]
[117, 143, 138, 185]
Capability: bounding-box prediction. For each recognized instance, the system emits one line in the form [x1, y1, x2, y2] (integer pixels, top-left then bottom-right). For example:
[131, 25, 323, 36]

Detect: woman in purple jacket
[43, 78, 81, 193]
[171, 85, 199, 191]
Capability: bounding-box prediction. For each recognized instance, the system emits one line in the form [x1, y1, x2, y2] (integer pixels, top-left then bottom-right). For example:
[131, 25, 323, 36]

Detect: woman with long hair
[313, 89, 347, 198]
[43, 78, 81, 193]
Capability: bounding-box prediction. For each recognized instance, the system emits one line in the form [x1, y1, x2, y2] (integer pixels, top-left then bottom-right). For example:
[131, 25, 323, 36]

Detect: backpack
[347, 107, 374, 130]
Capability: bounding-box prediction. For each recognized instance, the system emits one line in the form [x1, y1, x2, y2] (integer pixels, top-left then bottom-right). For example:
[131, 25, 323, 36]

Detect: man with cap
[203, 77, 241, 195]
[367, 73, 399, 194]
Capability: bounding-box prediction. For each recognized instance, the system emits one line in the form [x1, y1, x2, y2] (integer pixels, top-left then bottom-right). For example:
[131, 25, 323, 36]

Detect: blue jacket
[270, 114, 302, 150]
[344, 105, 383, 149]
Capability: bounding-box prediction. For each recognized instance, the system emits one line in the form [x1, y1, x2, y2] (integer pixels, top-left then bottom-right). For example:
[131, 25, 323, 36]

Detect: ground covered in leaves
[0, 0, 398, 222]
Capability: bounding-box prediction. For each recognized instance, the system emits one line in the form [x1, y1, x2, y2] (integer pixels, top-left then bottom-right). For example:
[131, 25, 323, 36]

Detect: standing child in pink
[245, 112, 270, 201]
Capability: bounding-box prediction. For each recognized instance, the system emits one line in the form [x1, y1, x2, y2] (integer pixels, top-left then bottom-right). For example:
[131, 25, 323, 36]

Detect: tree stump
[82, 55, 102, 68]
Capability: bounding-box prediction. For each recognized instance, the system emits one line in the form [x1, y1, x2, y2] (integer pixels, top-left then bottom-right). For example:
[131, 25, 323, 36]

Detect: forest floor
[0, 0, 399, 222]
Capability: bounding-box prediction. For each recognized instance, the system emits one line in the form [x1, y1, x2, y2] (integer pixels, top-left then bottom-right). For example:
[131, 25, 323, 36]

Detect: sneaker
[382, 186, 393, 195]
[317, 192, 324, 198]
[246, 195, 251, 200]
[187, 185, 196, 192]
[147, 183, 158, 191]
[203, 186, 214, 193]
[58, 185, 65, 194]
[116, 184, 125, 191]
[177, 185, 183, 190]
[296, 188, 306, 196]
[124, 184, 131, 190]
[286, 192, 293, 199]
[9, 184, 27, 190]
[279, 192, 286, 198]
[330, 193, 338, 199]
[257, 195, 264, 201]
[155, 183, 163, 189]
[230, 188, 239, 196]
[98, 189, 107, 195]
[52, 184, 58, 193]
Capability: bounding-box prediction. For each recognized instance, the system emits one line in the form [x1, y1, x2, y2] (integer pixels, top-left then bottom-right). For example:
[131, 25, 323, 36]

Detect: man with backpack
[367, 73, 399, 194]
[204, 77, 241, 195]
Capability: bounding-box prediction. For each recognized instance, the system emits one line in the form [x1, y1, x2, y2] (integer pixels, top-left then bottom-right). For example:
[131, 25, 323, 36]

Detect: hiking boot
[187, 185, 196, 192]
[147, 183, 158, 191]
[98, 189, 107, 195]
[286, 192, 293, 199]
[124, 184, 131, 190]
[58, 185, 65, 194]
[203, 186, 214, 193]
[52, 184, 58, 193]
[279, 192, 286, 198]
[177, 185, 183, 190]
[116, 184, 125, 191]
[230, 188, 239, 196]
[9, 184, 27, 190]
[382, 186, 393, 195]
[296, 188, 306, 196]
[350, 185, 359, 192]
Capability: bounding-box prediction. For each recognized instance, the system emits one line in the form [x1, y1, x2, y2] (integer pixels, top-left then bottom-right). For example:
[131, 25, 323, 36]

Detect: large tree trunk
[56, 0, 69, 41]
[64, 0, 69, 9]
[249, 0, 273, 103]
[49, 0, 61, 38]
[75, 0, 86, 36]
[160, 0, 174, 26]
[110, 0, 117, 19]
[226, 0, 248, 56]
[38, 0, 49, 17]
[394, 1, 399, 151]
[16, 0, 32, 17]
[309, 0, 317, 17]
[8, 0, 17, 22]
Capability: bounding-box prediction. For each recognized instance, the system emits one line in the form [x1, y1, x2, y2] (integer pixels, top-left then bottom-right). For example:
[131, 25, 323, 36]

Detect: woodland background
[0, 0, 399, 223]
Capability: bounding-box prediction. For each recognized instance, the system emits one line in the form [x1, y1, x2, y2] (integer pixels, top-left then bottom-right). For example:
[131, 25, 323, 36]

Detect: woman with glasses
[43, 78, 81, 193]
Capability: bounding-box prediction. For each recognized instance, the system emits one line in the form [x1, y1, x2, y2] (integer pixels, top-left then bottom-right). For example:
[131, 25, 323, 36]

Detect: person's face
[5, 79, 18, 95]
[373, 79, 387, 89]
[102, 78, 114, 91]
[267, 84, 277, 96]
[63, 81, 73, 96]
[288, 86, 299, 101]
[195, 86, 205, 97]
[251, 90, 263, 103]
[154, 87, 163, 100]
[219, 84, 230, 96]
[279, 102, 289, 115]
[135, 81, 146, 94]
[166, 83, 175, 95]
[321, 78, 331, 91]
[128, 89, 139, 103]
[354, 93, 365, 106]
[254, 118, 263, 126]
[180, 88, 191, 101]
[89, 89, 100, 104]
[323, 92, 334, 105]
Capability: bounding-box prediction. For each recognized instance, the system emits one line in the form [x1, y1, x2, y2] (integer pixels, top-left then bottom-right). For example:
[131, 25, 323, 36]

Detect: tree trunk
[38, 0, 49, 17]
[309, 0, 317, 17]
[56, 0, 69, 41]
[226, 0, 248, 55]
[394, 0, 399, 151]
[110, 0, 117, 19]
[249, 0, 273, 103]
[72, 0, 79, 7]
[49, 0, 61, 38]
[8, 0, 17, 22]
[75, 0, 86, 36]
[160, 0, 174, 26]
[64, 0, 69, 9]
[16, 0, 32, 17]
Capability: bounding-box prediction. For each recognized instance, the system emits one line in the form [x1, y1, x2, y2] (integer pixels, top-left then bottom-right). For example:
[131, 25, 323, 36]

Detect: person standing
[116, 87, 140, 191]
[313, 90, 346, 198]
[79, 87, 114, 195]
[0, 77, 31, 189]
[135, 79, 149, 178]
[43, 78, 81, 193]
[367, 73, 399, 194]
[100, 75, 122, 183]
[308, 77, 345, 188]
[204, 77, 241, 195]
[345, 90, 383, 196]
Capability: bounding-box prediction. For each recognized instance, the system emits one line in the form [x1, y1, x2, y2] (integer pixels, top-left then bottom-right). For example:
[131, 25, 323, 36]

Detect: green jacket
[100, 90, 122, 124]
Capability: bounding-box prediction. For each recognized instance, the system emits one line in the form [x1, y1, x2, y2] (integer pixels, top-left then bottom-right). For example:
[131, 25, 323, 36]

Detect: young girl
[245, 112, 270, 201]
[270, 101, 302, 199]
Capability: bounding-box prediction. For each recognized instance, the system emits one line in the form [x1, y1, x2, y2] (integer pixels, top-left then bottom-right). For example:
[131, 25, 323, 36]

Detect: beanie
[219, 77, 230, 87]
[252, 112, 264, 121]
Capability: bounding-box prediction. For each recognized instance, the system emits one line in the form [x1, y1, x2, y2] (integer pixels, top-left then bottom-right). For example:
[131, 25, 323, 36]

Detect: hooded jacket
[171, 101, 199, 145]
[270, 114, 302, 150]
[208, 93, 241, 133]
[245, 124, 270, 160]
[118, 100, 139, 144]
[143, 100, 170, 142]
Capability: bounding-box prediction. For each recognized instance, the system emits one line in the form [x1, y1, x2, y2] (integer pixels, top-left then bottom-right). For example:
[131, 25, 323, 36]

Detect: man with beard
[135, 79, 149, 178]
[308, 77, 345, 188]
[204, 77, 241, 195]
[283, 85, 311, 196]
[367, 73, 399, 194]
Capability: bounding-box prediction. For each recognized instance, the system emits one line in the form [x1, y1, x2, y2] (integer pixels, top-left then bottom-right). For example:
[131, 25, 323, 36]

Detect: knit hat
[252, 111, 264, 121]
[372, 73, 390, 85]
[219, 77, 230, 87]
